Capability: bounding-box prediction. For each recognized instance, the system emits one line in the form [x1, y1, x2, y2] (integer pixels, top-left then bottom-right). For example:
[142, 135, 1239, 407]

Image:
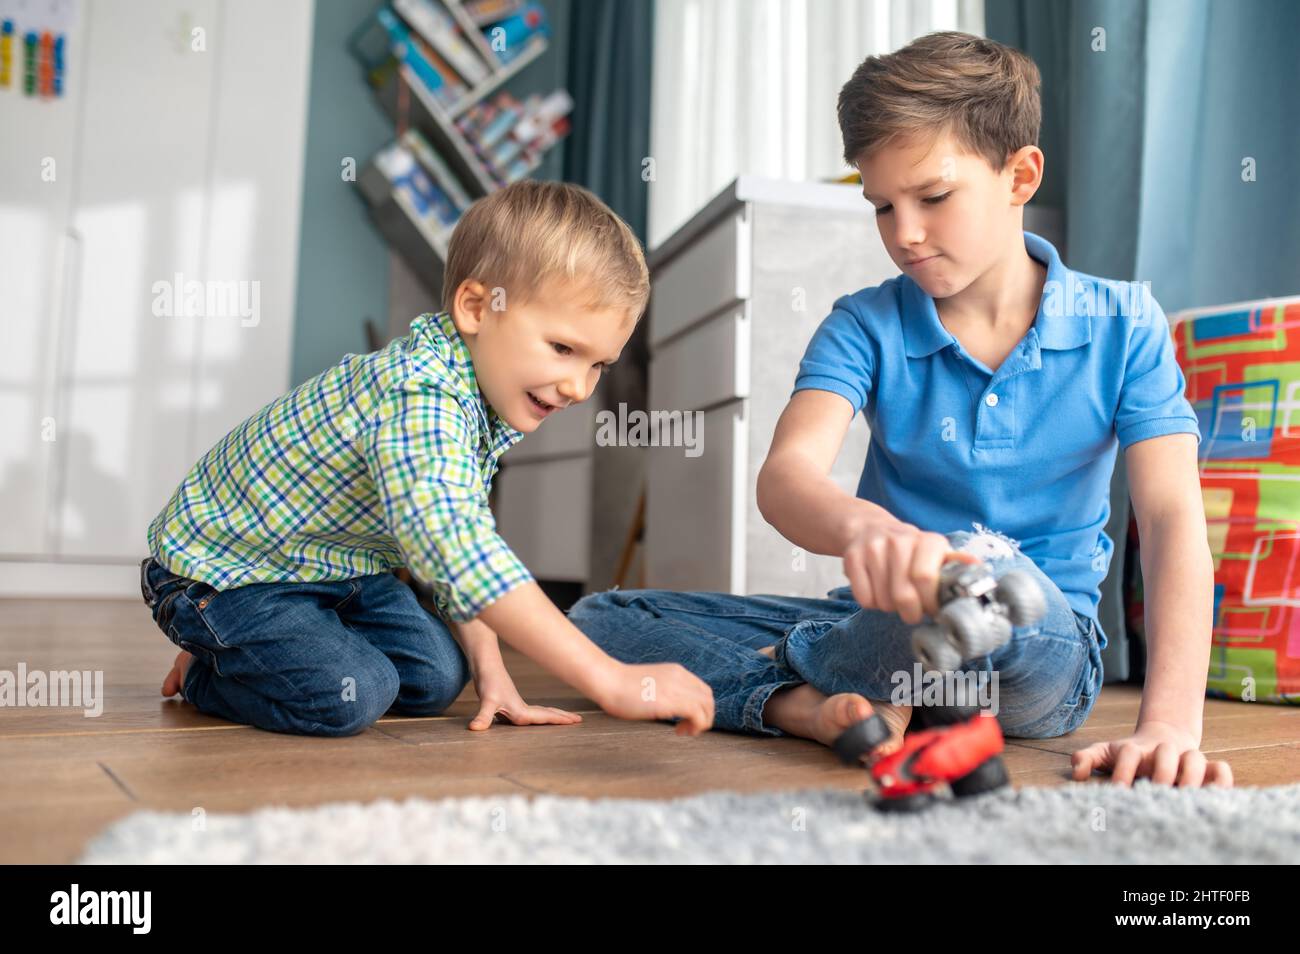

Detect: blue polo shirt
[794, 230, 1201, 649]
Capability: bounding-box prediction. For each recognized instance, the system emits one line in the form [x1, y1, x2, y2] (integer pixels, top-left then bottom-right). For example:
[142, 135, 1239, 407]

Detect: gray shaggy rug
[78, 781, 1300, 864]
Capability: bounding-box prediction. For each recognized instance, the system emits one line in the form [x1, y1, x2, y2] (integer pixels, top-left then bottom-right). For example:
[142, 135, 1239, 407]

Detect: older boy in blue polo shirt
[569, 32, 1231, 788]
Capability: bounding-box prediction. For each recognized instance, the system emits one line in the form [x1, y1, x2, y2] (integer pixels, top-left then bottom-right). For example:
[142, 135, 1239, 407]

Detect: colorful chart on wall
[0, 0, 77, 99]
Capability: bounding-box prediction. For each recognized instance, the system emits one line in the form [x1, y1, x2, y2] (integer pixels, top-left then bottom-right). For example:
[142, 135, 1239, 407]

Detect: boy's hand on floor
[842, 519, 981, 624]
[468, 661, 584, 731]
[594, 662, 715, 736]
[1070, 721, 1234, 788]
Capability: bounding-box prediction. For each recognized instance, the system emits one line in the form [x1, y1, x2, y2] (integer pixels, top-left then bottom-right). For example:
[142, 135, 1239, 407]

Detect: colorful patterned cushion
[1128, 297, 1300, 704]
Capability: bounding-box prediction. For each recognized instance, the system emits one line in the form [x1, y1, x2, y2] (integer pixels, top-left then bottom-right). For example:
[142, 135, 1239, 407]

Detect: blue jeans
[567, 530, 1104, 740]
[140, 557, 469, 736]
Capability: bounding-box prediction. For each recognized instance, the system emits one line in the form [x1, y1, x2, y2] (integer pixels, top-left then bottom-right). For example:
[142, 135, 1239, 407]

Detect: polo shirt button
[985, 393, 999, 407]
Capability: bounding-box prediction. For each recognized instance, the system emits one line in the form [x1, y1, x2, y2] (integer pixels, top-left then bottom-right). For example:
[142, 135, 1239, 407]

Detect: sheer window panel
[648, 0, 985, 248]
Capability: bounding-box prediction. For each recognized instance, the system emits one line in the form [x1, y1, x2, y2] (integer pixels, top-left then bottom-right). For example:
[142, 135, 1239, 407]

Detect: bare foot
[765, 683, 912, 755]
[757, 644, 912, 755]
[161, 650, 194, 698]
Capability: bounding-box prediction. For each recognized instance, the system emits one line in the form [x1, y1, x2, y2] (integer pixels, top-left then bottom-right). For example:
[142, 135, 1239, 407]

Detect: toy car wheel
[962, 612, 1012, 658]
[995, 570, 1048, 627]
[914, 703, 982, 728]
[935, 596, 989, 659]
[912, 623, 961, 673]
[949, 756, 1010, 798]
[872, 791, 936, 813]
[832, 714, 892, 765]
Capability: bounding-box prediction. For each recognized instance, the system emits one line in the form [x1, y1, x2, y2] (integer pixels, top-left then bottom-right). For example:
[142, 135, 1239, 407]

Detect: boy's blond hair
[837, 31, 1041, 172]
[442, 179, 650, 321]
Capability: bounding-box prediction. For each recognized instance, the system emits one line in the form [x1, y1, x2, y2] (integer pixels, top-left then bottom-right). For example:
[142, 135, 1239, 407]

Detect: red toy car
[833, 703, 1010, 812]
[832, 555, 1045, 811]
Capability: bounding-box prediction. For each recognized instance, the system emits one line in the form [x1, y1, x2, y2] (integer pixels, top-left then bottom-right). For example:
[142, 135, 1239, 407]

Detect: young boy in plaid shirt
[142, 181, 714, 738]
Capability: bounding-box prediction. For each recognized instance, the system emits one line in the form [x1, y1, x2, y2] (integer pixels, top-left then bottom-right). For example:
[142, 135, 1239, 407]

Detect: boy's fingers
[1071, 752, 1091, 780]
[683, 701, 710, 734]
[1071, 745, 1105, 779]
[1151, 742, 1182, 786]
[844, 550, 876, 607]
[868, 541, 895, 612]
[911, 535, 950, 616]
[469, 700, 499, 730]
[1111, 744, 1143, 786]
[1206, 760, 1234, 787]
[1175, 750, 1207, 788]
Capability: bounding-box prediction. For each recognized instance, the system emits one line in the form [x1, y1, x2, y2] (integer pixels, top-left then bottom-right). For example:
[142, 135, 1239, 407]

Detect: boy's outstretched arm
[1070, 432, 1233, 787]
[757, 390, 890, 557]
[757, 389, 976, 625]
[446, 616, 584, 730]
[476, 582, 714, 734]
[363, 382, 713, 736]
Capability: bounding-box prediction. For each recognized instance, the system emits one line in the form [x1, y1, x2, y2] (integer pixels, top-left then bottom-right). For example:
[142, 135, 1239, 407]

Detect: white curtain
[648, 0, 986, 248]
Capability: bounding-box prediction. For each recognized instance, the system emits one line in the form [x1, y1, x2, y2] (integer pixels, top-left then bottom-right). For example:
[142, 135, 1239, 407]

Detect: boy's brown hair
[442, 179, 650, 321]
[837, 31, 1041, 172]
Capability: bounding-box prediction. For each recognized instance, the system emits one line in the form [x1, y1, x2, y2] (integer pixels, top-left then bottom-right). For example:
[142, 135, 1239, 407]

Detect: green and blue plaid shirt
[147, 311, 533, 622]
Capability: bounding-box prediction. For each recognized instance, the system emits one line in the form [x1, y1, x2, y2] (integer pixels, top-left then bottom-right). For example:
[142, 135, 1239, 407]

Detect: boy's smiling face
[856, 130, 1041, 300]
[450, 278, 634, 433]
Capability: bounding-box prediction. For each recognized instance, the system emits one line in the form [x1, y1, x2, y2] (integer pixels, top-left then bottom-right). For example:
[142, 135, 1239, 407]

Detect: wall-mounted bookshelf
[350, 0, 572, 295]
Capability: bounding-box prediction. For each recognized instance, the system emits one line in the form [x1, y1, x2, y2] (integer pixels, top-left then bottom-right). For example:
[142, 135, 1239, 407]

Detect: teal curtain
[560, 0, 656, 415]
[561, 0, 655, 245]
[986, 0, 1300, 681]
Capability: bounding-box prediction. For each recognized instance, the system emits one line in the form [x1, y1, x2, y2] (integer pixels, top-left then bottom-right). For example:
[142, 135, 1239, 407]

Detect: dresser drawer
[649, 212, 751, 347]
[649, 308, 749, 413]
[644, 398, 747, 593]
[494, 456, 591, 582]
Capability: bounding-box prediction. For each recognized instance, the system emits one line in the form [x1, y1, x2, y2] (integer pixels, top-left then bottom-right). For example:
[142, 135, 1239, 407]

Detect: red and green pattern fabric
[1130, 296, 1300, 704]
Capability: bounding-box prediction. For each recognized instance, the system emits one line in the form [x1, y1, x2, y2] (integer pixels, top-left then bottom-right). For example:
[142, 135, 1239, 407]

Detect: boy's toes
[826, 692, 875, 729]
[161, 650, 193, 697]
[820, 693, 911, 755]
[811, 693, 878, 746]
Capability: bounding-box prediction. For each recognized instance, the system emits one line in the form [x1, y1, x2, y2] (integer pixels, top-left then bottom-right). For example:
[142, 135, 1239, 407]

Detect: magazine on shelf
[393, 0, 492, 85]
[481, 2, 548, 65]
[400, 128, 474, 212]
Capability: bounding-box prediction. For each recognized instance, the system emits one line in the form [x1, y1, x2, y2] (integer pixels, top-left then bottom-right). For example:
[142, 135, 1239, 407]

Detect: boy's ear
[1006, 145, 1044, 207]
[450, 280, 491, 336]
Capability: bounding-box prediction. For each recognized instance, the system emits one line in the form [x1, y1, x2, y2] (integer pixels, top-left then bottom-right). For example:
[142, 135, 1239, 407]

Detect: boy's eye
[551, 342, 573, 356]
[874, 193, 950, 215]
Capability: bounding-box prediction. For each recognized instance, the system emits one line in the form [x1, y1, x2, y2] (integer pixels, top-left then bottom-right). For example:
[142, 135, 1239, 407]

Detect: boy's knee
[392, 657, 469, 716]
[998, 713, 1068, 740]
[567, 588, 632, 623]
[308, 665, 401, 736]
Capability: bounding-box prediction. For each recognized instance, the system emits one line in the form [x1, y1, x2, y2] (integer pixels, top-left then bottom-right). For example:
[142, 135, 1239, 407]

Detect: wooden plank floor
[3, 597, 1298, 863]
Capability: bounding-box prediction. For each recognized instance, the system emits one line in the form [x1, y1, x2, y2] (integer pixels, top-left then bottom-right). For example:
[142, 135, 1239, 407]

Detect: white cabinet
[642, 177, 882, 598]
[0, 0, 313, 595]
[494, 395, 597, 583]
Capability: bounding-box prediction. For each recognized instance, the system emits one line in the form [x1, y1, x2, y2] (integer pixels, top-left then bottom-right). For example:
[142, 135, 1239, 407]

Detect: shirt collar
[901, 230, 1092, 359]
[420, 311, 524, 453]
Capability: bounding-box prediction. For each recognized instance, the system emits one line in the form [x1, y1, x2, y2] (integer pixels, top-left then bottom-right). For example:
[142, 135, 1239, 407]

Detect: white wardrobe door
[0, 28, 85, 558]
[57, 0, 219, 559]
[189, 0, 310, 459]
